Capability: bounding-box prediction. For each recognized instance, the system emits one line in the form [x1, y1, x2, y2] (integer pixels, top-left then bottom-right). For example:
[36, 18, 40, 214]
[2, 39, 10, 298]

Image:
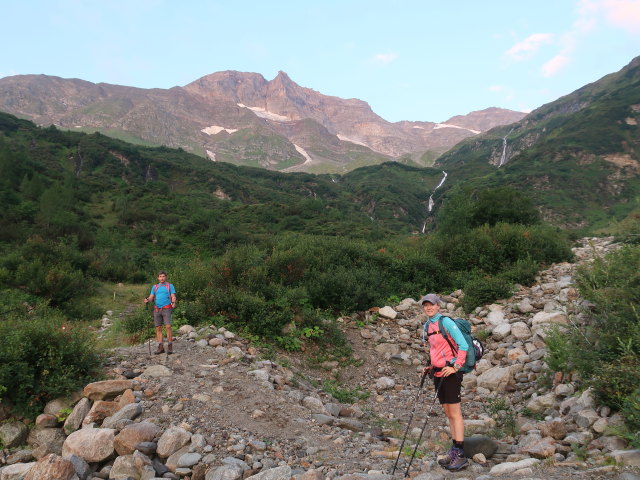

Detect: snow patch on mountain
[336, 134, 370, 148]
[237, 103, 289, 122]
[206, 150, 216, 161]
[434, 123, 480, 134]
[202, 125, 238, 135]
[293, 144, 313, 166]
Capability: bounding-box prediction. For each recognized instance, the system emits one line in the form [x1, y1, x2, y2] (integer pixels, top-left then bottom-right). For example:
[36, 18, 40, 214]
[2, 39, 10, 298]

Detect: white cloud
[602, 0, 640, 34]
[505, 33, 554, 60]
[372, 53, 398, 65]
[542, 55, 571, 77]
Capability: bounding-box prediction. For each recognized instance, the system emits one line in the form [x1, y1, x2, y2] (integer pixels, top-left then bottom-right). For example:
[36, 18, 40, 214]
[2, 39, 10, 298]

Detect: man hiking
[421, 293, 469, 471]
[145, 271, 177, 354]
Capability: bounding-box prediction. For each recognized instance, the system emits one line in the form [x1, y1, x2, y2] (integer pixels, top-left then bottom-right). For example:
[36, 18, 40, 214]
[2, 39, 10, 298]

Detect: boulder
[0, 421, 28, 449]
[489, 458, 540, 475]
[463, 436, 498, 458]
[23, 453, 75, 480]
[63, 397, 91, 435]
[378, 306, 397, 320]
[245, 466, 292, 480]
[83, 400, 118, 425]
[83, 380, 133, 401]
[62, 454, 90, 480]
[608, 449, 640, 466]
[143, 364, 172, 377]
[114, 422, 161, 456]
[526, 392, 556, 413]
[0, 462, 35, 480]
[510, 322, 532, 340]
[27, 428, 66, 459]
[374, 377, 395, 391]
[62, 428, 116, 463]
[374, 343, 401, 356]
[102, 402, 143, 429]
[476, 366, 514, 392]
[205, 464, 244, 480]
[302, 396, 328, 415]
[492, 323, 512, 341]
[157, 426, 191, 458]
[109, 454, 138, 479]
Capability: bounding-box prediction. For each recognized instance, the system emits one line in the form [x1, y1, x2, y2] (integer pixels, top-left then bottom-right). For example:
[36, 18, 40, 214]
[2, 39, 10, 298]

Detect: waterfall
[498, 128, 514, 167]
[421, 170, 448, 233]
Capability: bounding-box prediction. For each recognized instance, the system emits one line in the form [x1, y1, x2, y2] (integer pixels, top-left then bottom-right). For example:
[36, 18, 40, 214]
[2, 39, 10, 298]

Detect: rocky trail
[1, 237, 639, 480]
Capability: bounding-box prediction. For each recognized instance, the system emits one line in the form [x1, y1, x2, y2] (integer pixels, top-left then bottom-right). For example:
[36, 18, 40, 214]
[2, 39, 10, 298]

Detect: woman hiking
[421, 293, 469, 471]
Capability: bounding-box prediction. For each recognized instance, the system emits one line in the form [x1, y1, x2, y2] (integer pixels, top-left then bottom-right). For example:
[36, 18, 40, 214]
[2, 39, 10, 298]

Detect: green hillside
[435, 56, 640, 232]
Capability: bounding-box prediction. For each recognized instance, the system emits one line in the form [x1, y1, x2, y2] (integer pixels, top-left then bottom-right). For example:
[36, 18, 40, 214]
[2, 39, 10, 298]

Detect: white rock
[378, 306, 398, 320]
[492, 323, 512, 340]
[476, 366, 514, 392]
[489, 458, 540, 475]
[144, 365, 172, 377]
[510, 322, 532, 340]
[486, 309, 506, 326]
[375, 376, 396, 391]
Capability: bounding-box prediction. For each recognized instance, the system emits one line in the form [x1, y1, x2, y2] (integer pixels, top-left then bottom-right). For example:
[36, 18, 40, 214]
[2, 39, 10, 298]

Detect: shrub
[0, 310, 102, 417]
[459, 273, 514, 312]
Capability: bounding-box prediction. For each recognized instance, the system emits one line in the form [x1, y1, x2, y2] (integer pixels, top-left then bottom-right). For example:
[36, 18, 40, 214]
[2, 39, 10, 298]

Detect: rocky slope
[1, 238, 639, 480]
[0, 72, 525, 173]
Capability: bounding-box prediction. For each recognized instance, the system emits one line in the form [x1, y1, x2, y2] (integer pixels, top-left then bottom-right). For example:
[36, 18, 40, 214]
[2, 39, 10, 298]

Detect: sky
[1, 0, 639, 123]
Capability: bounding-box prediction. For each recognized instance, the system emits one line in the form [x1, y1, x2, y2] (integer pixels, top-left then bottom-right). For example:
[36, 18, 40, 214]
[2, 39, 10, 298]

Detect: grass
[91, 282, 150, 348]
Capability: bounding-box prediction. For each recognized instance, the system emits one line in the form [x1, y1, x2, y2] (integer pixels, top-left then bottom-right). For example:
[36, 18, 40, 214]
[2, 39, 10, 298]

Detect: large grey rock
[302, 396, 327, 414]
[510, 322, 532, 340]
[374, 377, 395, 391]
[476, 366, 514, 392]
[609, 449, 640, 466]
[0, 421, 28, 449]
[492, 323, 512, 340]
[485, 309, 506, 326]
[374, 343, 401, 356]
[62, 428, 116, 463]
[526, 392, 556, 413]
[63, 454, 90, 480]
[575, 408, 600, 428]
[109, 454, 138, 479]
[245, 466, 292, 480]
[101, 402, 143, 429]
[143, 364, 172, 378]
[27, 428, 66, 459]
[463, 436, 498, 458]
[63, 398, 92, 435]
[205, 464, 244, 480]
[156, 426, 191, 458]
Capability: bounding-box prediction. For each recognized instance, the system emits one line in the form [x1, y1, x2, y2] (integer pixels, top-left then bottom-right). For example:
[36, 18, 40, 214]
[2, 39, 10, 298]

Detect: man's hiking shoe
[154, 343, 164, 354]
[167, 342, 173, 354]
[437, 447, 455, 466]
[445, 448, 468, 471]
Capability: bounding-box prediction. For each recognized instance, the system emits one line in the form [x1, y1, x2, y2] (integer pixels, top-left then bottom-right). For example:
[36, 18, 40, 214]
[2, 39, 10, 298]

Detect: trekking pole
[392, 370, 429, 475]
[403, 374, 445, 477]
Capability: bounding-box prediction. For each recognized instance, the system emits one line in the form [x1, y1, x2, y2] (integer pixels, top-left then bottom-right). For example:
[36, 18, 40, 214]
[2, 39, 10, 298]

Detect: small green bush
[460, 273, 514, 312]
[0, 310, 102, 417]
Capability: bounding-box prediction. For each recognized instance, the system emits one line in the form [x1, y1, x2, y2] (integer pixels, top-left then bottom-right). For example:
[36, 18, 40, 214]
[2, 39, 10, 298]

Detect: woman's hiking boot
[154, 343, 164, 354]
[437, 447, 456, 466]
[445, 448, 468, 471]
[167, 342, 173, 354]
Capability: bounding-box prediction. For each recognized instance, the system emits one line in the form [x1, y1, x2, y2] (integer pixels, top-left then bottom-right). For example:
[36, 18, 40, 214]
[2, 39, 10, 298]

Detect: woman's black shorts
[433, 372, 463, 404]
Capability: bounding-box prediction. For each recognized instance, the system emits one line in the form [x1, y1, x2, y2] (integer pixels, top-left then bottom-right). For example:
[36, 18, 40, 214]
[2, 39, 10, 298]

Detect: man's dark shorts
[153, 308, 173, 327]
[433, 372, 463, 404]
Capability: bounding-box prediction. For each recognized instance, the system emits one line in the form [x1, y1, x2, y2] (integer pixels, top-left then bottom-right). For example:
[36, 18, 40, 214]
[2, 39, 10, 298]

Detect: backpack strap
[438, 317, 458, 357]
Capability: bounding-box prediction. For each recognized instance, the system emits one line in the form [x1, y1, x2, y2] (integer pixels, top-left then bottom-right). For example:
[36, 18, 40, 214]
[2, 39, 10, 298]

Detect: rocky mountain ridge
[1, 238, 639, 480]
[0, 72, 525, 173]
